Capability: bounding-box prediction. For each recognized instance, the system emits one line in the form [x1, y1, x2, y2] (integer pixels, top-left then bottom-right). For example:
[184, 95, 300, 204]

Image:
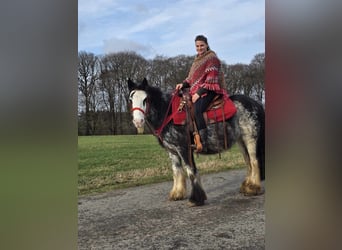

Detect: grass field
[78, 135, 245, 195]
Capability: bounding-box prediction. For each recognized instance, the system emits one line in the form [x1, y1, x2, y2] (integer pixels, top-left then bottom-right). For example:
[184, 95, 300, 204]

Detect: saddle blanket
[171, 95, 237, 125]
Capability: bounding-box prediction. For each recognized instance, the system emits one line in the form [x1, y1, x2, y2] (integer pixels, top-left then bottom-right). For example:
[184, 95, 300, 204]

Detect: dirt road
[78, 169, 265, 249]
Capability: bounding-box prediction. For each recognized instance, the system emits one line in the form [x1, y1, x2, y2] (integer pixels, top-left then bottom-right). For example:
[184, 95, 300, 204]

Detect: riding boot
[198, 128, 208, 153]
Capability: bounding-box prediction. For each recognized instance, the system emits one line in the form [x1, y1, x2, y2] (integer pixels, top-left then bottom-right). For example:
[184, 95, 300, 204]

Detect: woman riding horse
[176, 35, 231, 153]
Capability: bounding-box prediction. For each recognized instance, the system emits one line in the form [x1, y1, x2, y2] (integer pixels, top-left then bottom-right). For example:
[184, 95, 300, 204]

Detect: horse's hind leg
[238, 139, 262, 195]
[168, 152, 187, 201]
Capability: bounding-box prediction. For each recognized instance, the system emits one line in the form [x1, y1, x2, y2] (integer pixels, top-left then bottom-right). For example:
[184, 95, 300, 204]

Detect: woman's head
[195, 35, 210, 56]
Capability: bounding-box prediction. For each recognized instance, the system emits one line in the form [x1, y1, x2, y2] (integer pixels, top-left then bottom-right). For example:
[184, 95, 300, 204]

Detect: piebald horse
[128, 78, 264, 206]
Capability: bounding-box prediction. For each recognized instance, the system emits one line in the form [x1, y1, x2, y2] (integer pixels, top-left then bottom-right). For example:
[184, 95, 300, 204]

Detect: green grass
[78, 135, 245, 195]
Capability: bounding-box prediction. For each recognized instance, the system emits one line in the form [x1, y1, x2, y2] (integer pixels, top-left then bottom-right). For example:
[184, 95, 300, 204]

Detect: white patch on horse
[130, 90, 147, 128]
[168, 152, 187, 200]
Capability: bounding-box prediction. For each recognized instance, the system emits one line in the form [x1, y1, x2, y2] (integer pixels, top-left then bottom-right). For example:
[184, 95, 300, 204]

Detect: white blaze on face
[129, 90, 147, 128]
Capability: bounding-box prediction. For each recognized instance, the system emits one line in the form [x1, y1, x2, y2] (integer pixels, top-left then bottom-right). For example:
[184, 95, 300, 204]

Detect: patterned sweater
[183, 50, 228, 98]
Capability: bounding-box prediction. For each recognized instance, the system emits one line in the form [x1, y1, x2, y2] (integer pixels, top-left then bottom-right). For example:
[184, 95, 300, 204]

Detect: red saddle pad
[171, 95, 237, 125]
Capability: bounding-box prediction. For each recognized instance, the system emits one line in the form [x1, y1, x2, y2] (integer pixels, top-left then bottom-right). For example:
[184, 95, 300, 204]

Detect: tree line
[78, 51, 264, 135]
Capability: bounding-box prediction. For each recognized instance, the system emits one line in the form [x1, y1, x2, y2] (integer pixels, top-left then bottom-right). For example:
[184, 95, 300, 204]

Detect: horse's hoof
[169, 196, 186, 201]
[187, 200, 205, 207]
[169, 191, 187, 201]
[240, 183, 263, 196]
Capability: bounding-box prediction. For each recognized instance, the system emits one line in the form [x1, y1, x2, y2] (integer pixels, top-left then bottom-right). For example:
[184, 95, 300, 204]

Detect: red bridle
[130, 107, 146, 114]
[130, 90, 179, 140]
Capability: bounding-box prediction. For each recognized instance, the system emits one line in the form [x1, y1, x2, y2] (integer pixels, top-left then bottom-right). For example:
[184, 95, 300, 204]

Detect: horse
[128, 78, 265, 206]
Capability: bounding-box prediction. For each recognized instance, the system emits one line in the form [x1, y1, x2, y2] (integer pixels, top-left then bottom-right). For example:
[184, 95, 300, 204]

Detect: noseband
[130, 107, 146, 115]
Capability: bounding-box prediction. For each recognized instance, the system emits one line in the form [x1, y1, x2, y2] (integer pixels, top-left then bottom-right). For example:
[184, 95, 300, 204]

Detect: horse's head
[128, 78, 149, 129]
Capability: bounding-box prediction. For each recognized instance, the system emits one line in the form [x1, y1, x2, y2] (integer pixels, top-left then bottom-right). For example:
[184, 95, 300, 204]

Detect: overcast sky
[78, 0, 264, 64]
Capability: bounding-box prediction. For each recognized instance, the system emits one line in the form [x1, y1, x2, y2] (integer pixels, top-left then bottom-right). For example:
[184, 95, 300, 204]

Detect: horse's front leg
[168, 152, 187, 201]
[182, 151, 207, 206]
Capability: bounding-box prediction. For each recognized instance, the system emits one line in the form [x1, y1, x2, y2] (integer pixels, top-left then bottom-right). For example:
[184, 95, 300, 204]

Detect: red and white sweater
[184, 50, 228, 98]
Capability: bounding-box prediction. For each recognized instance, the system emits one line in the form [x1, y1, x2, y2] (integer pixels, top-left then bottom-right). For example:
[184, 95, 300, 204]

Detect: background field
[78, 135, 245, 195]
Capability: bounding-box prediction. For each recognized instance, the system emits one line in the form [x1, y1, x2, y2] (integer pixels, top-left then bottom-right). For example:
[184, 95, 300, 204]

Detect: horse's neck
[147, 93, 171, 129]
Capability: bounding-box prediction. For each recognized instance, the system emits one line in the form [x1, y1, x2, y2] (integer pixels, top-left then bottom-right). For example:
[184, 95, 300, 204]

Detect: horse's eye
[143, 98, 147, 106]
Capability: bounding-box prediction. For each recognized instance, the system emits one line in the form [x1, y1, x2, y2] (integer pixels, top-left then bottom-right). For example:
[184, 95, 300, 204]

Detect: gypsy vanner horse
[128, 78, 264, 206]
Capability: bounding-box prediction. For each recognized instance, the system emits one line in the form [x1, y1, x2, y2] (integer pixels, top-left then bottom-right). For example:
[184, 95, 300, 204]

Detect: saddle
[172, 91, 237, 152]
[172, 92, 237, 126]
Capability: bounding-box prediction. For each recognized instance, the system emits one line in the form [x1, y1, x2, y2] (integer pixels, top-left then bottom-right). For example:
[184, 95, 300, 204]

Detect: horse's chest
[161, 134, 183, 152]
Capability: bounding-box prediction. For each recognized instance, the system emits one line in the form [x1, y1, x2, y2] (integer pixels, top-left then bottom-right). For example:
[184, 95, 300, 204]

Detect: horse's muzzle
[133, 118, 144, 128]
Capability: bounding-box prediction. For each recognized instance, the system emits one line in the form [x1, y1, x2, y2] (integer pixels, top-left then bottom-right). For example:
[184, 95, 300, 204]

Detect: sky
[78, 0, 265, 65]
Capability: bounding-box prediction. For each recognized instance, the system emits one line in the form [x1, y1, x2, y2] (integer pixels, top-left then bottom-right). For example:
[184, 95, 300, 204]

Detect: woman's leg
[194, 90, 217, 130]
[194, 90, 217, 152]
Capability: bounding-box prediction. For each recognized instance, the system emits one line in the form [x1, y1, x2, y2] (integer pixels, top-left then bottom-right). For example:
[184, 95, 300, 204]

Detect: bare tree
[148, 55, 194, 92]
[148, 55, 171, 91]
[78, 51, 99, 135]
[78, 50, 264, 135]
[249, 53, 265, 102]
[167, 55, 194, 90]
[223, 53, 265, 103]
[99, 51, 149, 134]
[224, 63, 249, 95]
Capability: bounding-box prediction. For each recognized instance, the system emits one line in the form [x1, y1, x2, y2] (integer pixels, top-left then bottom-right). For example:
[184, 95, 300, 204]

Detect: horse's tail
[257, 104, 265, 180]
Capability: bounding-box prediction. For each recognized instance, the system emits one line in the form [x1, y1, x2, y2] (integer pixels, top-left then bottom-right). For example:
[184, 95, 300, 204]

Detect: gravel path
[78, 169, 265, 250]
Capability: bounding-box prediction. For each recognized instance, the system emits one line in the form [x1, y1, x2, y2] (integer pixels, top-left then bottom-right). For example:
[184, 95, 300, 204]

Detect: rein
[154, 90, 179, 139]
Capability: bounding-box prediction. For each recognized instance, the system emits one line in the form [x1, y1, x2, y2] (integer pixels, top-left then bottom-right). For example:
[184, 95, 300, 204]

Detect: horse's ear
[127, 78, 135, 91]
[141, 78, 148, 89]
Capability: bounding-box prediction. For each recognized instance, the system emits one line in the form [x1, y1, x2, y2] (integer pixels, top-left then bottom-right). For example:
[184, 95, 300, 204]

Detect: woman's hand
[192, 93, 200, 103]
[175, 83, 183, 90]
